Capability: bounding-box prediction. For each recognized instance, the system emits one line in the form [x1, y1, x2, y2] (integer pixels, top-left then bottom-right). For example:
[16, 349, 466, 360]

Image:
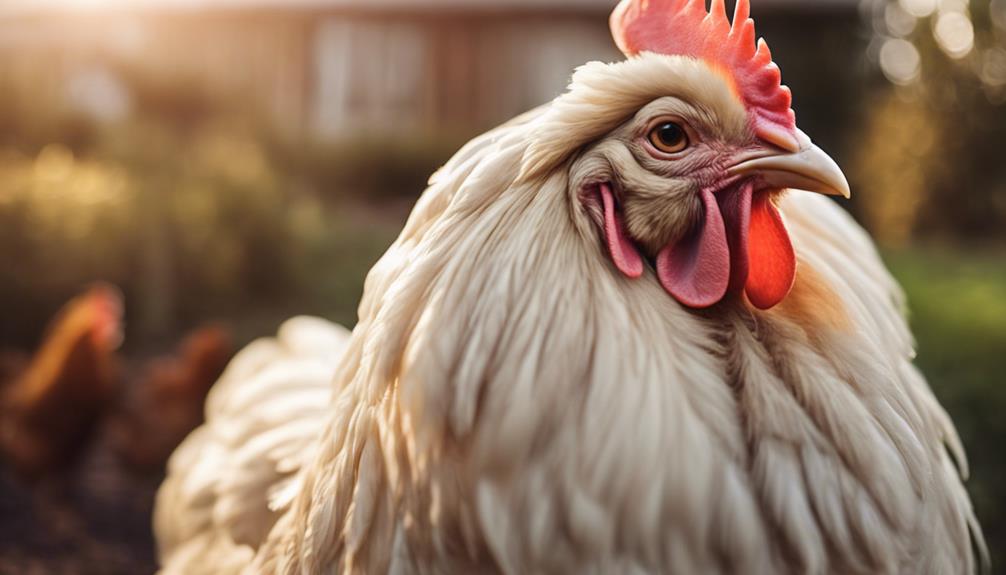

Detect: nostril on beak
[728, 140, 851, 199]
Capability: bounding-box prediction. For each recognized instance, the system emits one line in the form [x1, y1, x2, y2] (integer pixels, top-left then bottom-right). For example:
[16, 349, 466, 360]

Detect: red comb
[611, 0, 797, 149]
[86, 283, 124, 349]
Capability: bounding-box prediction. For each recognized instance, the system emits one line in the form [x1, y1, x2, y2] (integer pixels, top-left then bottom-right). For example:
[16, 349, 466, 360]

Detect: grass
[885, 247, 1006, 569]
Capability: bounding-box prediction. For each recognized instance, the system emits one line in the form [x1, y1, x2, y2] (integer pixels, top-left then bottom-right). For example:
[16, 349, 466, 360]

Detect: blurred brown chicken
[109, 324, 233, 472]
[0, 284, 123, 477]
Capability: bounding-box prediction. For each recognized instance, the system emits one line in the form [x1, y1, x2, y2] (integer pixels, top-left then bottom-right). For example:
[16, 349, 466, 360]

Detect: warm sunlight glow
[7, 0, 160, 11]
[46, 0, 116, 8]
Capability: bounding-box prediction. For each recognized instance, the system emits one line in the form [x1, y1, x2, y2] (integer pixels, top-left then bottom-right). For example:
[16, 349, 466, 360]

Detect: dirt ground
[0, 438, 160, 575]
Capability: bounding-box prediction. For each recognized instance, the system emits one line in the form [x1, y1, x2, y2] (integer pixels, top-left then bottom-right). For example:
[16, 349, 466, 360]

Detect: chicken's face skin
[564, 58, 849, 310]
[572, 94, 752, 255]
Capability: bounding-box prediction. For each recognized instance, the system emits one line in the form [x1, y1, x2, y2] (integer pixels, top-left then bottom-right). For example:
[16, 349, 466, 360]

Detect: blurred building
[0, 0, 856, 140]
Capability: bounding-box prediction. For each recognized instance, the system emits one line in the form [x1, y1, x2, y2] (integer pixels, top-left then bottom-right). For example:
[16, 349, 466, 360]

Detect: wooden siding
[310, 13, 619, 136]
[0, 1, 854, 140]
[0, 10, 620, 139]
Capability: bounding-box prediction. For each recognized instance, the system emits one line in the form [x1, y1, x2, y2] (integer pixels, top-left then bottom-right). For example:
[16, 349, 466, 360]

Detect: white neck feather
[270, 60, 981, 575]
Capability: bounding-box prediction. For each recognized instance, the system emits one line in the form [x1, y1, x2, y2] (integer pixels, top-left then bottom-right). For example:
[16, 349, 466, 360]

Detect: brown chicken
[109, 324, 233, 472]
[0, 284, 123, 477]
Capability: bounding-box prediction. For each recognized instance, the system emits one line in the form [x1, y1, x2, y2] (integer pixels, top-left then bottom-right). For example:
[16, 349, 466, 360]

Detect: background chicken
[109, 324, 234, 472]
[154, 1, 986, 573]
[0, 289, 239, 573]
[0, 284, 122, 477]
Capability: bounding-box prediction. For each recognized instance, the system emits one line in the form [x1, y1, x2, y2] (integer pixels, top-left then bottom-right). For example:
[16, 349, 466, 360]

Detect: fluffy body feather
[155, 54, 983, 574]
[156, 316, 351, 573]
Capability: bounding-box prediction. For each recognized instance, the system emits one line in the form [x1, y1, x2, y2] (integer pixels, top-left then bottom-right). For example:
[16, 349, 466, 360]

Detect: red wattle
[600, 183, 643, 278]
[716, 183, 752, 294]
[655, 189, 730, 308]
[598, 180, 795, 310]
[744, 193, 795, 309]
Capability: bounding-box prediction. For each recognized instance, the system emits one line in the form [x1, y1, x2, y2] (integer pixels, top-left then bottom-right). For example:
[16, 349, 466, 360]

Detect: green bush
[886, 248, 1006, 568]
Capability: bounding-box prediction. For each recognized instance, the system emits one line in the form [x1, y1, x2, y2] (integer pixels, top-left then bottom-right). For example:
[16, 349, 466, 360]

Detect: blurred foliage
[886, 248, 1006, 569]
[861, 8, 1006, 559]
[858, 0, 1006, 246]
[0, 69, 442, 350]
[0, 123, 418, 349]
[853, 90, 939, 245]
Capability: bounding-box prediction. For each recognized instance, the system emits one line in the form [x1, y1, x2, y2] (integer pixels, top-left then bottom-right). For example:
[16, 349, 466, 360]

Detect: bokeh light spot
[33, 144, 75, 182]
[934, 11, 974, 59]
[982, 48, 1006, 87]
[885, 3, 917, 37]
[993, 0, 1006, 30]
[880, 38, 922, 85]
[899, 0, 938, 18]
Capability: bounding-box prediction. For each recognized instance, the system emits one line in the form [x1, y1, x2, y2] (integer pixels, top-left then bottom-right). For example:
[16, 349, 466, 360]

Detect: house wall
[0, 3, 855, 142]
[0, 8, 621, 140]
[0, 13, 314, 131]
[311, 13, 619, 137]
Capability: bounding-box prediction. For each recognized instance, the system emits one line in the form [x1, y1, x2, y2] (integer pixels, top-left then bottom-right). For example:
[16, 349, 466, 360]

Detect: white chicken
[155, 1, 985, 573]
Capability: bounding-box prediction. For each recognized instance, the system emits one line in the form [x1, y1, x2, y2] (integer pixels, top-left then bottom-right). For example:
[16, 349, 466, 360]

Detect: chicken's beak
[728, 133, 851, 199]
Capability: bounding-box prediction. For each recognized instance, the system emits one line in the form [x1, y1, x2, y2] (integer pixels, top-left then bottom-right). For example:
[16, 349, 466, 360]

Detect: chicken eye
[648, 122, 689, 154]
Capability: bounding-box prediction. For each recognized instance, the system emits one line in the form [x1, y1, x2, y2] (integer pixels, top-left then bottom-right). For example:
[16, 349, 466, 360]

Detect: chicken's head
[533, 0, 850, 310]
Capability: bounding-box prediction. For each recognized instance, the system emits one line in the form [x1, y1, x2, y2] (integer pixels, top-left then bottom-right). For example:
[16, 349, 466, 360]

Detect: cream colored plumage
[155, 27, 985, 575]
